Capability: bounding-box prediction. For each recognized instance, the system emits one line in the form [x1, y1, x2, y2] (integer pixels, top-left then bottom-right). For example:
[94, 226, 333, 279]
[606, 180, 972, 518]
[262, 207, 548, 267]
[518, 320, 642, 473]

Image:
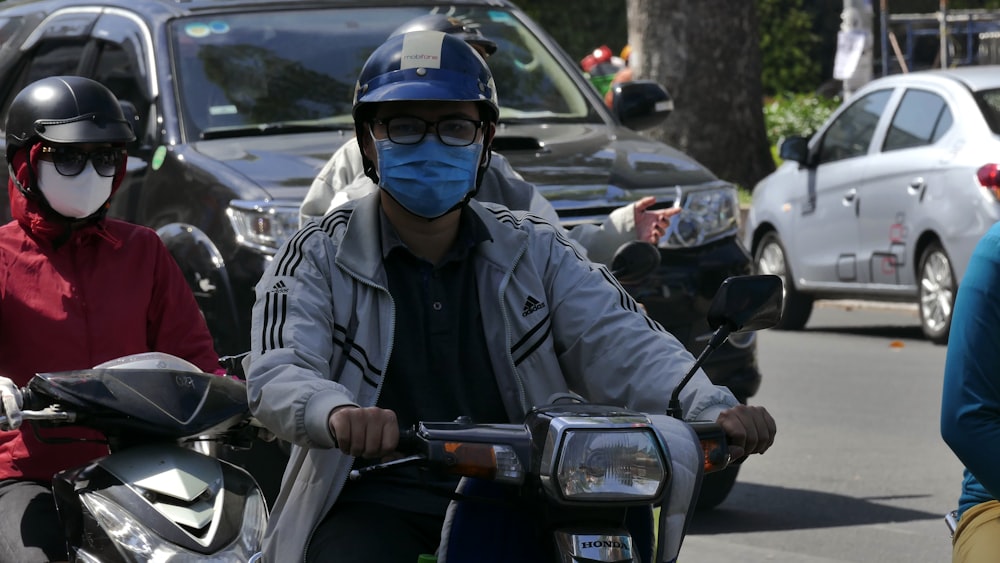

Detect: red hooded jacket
[0, 144, 220, 482]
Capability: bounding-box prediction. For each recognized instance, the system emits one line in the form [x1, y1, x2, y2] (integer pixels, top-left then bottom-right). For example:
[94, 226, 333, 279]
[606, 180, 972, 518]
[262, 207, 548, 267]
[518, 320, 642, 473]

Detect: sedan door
[787, 88, 894, 287]
[855, 87, 953, 295]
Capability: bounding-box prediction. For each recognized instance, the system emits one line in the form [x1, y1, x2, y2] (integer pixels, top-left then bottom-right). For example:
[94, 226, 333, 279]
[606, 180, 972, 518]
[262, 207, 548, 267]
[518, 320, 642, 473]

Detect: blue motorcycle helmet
[353, 30, 498, 121]
[352, 30, 499, 187]
[388, 13, 498, 57]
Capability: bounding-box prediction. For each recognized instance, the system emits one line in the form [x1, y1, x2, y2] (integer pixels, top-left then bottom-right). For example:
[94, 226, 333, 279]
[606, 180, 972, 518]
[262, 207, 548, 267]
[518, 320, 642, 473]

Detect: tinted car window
[0, 16, 24, 45]
[169, 7, 595, 141]
[0, 41, 86, 123]
[976, 88, 1000, 134]
[818, 89, 891, 164]
[14, 42, 84, 88]
[883, 88, 951, 151]
[93, 43, 148, 139]
[931, 105, 954, 142]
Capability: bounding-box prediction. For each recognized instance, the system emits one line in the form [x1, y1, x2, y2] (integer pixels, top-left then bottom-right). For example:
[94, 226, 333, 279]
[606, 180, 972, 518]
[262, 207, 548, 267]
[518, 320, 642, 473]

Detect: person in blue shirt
[941, 221, 1000, 563]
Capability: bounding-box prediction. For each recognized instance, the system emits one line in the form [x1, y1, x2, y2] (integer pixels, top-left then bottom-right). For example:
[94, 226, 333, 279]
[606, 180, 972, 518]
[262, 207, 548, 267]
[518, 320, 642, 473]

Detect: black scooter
[0, 354, 268, 562]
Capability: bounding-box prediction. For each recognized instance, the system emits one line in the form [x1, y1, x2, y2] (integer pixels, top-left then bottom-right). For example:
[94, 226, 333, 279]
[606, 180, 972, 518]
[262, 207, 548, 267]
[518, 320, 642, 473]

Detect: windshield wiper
[200, 122, 352, 140]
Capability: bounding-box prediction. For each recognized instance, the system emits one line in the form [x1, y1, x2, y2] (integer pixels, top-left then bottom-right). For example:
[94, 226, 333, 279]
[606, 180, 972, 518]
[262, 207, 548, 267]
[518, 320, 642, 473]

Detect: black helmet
[390, 14, 497, 56]
[5, 76, 135, 161]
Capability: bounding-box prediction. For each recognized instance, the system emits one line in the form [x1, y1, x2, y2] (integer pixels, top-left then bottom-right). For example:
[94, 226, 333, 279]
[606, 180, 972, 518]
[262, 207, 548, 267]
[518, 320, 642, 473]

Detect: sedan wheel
[754, 232, 813, 330]
[918, 243, 954, 345]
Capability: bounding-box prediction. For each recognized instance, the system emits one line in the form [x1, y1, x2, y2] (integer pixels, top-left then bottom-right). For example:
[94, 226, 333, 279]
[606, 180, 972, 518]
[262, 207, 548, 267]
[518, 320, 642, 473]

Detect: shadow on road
[804, 324, 925, 341]
[687, 482, 942, 534]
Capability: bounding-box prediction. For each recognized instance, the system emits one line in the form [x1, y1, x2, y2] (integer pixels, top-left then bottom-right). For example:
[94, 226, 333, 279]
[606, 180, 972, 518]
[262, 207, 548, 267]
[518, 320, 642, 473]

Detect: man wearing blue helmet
[299, 13, 678, 264]
[247, 30, 776, 563]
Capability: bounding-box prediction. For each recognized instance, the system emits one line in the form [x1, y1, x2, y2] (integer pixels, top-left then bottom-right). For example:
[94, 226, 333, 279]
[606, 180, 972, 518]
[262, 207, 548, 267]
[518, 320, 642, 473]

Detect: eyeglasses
[40, 146, 123, 177]
[372, 116, 483, 147]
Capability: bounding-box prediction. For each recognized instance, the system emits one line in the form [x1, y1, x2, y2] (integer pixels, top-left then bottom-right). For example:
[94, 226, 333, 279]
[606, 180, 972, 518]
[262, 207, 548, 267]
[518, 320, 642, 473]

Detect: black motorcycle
[350, 268, 783, 563]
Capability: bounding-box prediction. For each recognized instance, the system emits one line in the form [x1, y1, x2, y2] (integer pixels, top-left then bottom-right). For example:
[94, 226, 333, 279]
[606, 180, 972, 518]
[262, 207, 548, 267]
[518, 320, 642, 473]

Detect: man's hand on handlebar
[0, 376, 22, 430]
[328, 405, 399, 458]
[716, 404, 776, 462]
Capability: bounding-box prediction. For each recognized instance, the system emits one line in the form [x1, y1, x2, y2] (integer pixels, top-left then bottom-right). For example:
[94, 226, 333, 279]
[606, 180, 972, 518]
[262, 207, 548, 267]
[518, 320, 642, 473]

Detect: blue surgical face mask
[374, 135, 483, 219]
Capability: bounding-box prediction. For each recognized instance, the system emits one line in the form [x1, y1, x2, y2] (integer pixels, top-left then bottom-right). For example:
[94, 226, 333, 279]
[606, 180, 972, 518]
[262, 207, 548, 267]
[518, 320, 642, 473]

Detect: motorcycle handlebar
[0, 408, 76, 428]
[0, 387, 71, 428]
[396, 426, 422, 454]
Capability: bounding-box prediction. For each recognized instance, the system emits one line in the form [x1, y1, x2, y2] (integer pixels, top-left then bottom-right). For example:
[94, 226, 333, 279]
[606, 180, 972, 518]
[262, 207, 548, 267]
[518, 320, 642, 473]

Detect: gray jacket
[247, 195, 737, 562]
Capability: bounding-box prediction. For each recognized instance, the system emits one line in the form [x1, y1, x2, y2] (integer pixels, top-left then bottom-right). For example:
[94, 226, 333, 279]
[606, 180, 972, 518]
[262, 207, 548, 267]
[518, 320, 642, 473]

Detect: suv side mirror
[611, 80, 674, 131]
[778, 135, 810, 165]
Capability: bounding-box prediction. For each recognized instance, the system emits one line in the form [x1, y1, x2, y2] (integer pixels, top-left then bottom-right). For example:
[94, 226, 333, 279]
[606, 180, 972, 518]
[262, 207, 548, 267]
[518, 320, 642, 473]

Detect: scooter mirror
[706, 274, 783, 333]
[610, 241, 661, 283]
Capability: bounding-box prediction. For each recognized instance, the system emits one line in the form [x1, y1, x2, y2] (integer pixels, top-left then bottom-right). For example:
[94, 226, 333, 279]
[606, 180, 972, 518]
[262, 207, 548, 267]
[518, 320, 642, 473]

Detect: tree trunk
[626, 0, 775, 191]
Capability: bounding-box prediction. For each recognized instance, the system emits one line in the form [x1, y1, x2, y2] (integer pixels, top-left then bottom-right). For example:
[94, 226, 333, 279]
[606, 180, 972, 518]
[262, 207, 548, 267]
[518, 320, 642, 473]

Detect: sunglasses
[40, 146, 123, 177]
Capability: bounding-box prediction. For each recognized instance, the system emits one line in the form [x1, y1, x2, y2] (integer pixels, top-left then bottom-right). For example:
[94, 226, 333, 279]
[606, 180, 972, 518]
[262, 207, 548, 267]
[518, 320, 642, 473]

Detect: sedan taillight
[977, 164, 1000, 200]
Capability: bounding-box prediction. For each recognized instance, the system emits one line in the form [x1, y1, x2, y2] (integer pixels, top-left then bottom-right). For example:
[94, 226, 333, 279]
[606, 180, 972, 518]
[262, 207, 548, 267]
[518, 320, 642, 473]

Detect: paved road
[679, 301, 959, 563]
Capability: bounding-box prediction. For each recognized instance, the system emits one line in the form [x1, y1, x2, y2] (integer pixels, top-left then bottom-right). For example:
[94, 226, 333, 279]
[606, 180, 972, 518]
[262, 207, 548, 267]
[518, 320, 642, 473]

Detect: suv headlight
[226, 200, 301, 254]
[660, 186, 739, 248]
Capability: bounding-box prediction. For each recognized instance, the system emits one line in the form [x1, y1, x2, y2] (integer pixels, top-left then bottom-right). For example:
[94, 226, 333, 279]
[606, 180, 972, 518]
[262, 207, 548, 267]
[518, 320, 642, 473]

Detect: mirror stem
[666, 327, 732, 419]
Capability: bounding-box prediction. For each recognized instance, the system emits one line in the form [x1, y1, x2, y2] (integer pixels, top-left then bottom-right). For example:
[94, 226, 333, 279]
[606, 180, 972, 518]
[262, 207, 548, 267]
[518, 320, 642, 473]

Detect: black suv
[0, 0, 757, 509]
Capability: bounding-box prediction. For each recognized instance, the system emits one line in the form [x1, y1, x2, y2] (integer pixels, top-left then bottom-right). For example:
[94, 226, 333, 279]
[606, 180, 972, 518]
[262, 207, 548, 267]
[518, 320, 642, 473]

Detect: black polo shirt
[340, 205, 508, 515]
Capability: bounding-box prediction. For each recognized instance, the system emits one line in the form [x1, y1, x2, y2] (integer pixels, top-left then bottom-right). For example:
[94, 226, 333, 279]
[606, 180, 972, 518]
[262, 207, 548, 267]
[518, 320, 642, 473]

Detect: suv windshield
[169, 7, 597, 140]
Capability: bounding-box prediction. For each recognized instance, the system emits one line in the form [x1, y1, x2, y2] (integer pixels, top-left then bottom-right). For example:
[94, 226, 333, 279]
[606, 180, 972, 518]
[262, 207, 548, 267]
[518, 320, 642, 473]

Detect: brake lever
[348, 454, 425, 480]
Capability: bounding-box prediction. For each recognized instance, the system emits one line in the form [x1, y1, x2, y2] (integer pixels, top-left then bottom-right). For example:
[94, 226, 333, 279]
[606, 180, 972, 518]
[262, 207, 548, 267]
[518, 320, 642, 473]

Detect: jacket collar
[336, 195, 528, 284]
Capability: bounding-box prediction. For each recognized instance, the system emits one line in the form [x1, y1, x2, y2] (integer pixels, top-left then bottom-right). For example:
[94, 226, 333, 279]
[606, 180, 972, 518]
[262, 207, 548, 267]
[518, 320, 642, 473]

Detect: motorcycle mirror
[666, 274, 783, 419]
[610, 241, 661, 283]
[706, 274, 784, 333]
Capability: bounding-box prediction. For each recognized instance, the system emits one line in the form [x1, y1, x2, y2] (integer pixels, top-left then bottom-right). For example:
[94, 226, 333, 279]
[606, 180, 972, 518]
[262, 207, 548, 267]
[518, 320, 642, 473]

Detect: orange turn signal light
[700, 438, 731, 474]
[442, 442, 498, 479]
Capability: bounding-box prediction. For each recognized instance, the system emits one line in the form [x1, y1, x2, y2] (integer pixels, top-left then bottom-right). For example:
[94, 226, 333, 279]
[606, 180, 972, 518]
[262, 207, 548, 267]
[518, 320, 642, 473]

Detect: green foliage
[758, 0, 822, 96]
[738, 186, 753, 207]
[763, 93, 840, 148]
[514, 0, 627, 60]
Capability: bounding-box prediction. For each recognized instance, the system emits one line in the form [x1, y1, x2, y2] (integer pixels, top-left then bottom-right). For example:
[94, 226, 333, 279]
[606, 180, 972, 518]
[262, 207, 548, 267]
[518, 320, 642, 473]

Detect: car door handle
[908, 178, 927, 201]
[843, 189, 859, 216]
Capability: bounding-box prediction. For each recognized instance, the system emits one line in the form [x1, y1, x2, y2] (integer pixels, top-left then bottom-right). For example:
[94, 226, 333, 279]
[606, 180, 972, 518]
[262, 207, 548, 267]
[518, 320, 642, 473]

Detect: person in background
[580, 44, 626, 99]
[300, 15, 678, 266]
[604, 44, 634, 109]
[248, 30, 776, 563]
[0, 76, 219, 562]
[941, 221, 1000, 563]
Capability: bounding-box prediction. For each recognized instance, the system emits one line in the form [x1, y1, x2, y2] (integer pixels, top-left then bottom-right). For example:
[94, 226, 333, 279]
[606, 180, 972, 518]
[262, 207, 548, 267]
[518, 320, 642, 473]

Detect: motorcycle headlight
[227, 200, 301, 254]
[661, 186, 739, 248]
[77, 487, 267, 562]
[538, 414, 669, 503]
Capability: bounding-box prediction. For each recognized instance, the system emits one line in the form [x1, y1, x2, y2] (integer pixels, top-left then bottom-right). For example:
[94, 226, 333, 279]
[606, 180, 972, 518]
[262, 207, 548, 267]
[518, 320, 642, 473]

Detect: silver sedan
[744, 66, 1000, 343]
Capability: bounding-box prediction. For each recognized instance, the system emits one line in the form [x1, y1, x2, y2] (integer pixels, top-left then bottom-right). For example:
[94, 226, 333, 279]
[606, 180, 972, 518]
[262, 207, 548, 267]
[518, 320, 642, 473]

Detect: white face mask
[36, 160, 113, 219]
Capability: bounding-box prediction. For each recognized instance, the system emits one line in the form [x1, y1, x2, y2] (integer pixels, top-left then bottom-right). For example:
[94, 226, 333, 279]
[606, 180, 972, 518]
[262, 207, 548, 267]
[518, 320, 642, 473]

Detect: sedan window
[882, 89, 951, 152]
[817, 89, 891, 165]
[975, 89, 1000, 135]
